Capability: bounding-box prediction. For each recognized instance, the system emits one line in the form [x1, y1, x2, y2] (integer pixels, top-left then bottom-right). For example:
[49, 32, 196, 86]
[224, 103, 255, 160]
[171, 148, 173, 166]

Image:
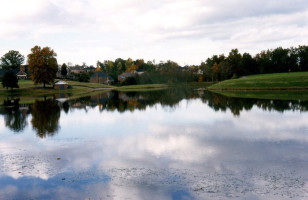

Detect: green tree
[61, 63, 68, 78]
[297, 45, 308, 71]
[242, 53, 257, 75]
[271, 47, 289, 73]
[27, 46, 58, 88]
[227, 49, 243, 76]
[219, 61, 232, 80]
[0, 50, 24, 71]
[78, 72, 90, 82]
[2, 71, 19, 90]
[255, 50, 271, 74]
[212, 63, 220, 81]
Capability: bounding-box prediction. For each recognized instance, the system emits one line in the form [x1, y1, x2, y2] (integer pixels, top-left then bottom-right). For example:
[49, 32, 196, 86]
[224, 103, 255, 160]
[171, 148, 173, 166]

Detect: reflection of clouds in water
[1, 99, 308, 199]
[0, 118, 6, 132]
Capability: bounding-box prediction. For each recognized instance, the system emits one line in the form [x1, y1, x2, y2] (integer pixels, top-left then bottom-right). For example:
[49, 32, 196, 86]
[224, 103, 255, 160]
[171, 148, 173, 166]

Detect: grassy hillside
[208, 72, 308, 90]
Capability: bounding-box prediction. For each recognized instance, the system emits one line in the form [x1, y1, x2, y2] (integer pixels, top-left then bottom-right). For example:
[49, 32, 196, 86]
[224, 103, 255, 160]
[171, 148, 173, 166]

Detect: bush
[78, 72, 90, 82]
[121, 76, 137, 85]
[2, 71, 19, 90]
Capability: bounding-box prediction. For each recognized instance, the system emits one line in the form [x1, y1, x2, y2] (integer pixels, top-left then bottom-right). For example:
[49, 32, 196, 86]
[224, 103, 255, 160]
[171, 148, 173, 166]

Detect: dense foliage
[94, 45, 308, 84]
[200, 46, 308, 81]
[2, 71, 19, 90]
[78, 72, 90, 82]
[27, 46, 58, 88]
[1, 44, 307, 86]
[61, 63, 68, 78]
[0, 50, 24, 71]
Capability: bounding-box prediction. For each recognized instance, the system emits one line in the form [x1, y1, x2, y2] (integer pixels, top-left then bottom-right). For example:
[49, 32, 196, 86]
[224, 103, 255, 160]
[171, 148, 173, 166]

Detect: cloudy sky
[0, 0, 308, 66]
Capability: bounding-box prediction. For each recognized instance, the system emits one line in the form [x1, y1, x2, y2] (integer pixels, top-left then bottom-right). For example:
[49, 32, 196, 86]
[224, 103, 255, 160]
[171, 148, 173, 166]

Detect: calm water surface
[0, 89, 308, 200]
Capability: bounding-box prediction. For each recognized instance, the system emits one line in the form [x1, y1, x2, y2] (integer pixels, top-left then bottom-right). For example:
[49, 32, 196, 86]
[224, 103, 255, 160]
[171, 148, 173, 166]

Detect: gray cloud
[0, 0, 307, 65]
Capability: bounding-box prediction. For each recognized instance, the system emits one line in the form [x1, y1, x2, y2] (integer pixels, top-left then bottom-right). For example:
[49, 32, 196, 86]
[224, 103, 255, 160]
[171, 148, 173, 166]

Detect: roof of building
[16, 70, 27, 76]
[0, 69, 20, 76]
[91, 72, 114, 80]
[54, 80, 69, 85]
[118, 72, 134, 79]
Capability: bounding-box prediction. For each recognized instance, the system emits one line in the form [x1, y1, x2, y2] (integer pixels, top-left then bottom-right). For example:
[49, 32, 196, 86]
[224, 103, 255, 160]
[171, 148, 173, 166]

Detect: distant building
[0, 65, 28, 79]
[69, 66, 84, 74]
[118, 72, 135, 83]
[136, 69, 145, 75]
[16, 70, 28, 80]
[90, 72, 114, 85]
[54, 80, 70, 90]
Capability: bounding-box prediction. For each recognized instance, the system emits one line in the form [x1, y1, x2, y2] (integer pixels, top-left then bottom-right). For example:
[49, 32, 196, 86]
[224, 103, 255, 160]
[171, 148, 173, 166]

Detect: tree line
[1, 45, 308, 89]
[200, 46, 308, 81]
[90, 45, 308, 84]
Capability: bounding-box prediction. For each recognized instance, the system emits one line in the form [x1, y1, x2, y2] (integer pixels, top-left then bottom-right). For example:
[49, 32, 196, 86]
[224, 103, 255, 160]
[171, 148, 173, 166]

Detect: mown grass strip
[208, 72, 308, 90]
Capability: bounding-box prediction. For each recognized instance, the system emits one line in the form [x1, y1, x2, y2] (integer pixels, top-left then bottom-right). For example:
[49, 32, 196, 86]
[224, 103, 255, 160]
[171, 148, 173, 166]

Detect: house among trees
[54, 80, 70, 90]
[118, 72, 135, 83]
[136, 69, 145, 75]
[16, 70, 27, 79]
[69, 66, 84, 74]
[16, 65, 30, 79]
[90, 72, 114, 85]
[0, 65, 30, 80]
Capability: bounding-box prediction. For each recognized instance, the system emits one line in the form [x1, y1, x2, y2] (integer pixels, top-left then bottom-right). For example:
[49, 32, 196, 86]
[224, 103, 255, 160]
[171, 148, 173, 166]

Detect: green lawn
[116, 84, 168, 91]
[0, 80, 115, 104]
[208, 72, 308, 90]
[0, 80, 171, 103]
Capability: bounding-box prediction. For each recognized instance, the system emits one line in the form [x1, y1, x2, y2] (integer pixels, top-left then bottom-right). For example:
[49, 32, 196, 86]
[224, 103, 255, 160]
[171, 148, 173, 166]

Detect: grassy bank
[208, 72, 308, 90]
[116, 84, 168, 92]
[0, 80, 115, 104]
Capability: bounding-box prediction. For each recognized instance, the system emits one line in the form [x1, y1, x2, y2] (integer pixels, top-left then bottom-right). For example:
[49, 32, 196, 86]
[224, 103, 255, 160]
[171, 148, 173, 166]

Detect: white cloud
[0, 0, 307, 65]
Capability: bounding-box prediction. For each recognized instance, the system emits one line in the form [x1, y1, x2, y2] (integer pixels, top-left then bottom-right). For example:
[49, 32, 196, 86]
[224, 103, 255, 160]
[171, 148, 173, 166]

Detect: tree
[219, 61, 232, 80]
[227, 49, 243, 76]
[271, 47, 289, 73]
[0, 50, 24, 71]
[27, 46, 58, 88]
[255, 50, 272, 74]
[212, 62, 220, 81]
[78, 72, 90, 82]
[297, 45, 308, 71]
[242, 53, 257, 75]
[61, 63, 68, 78]
[2, 71, 19, 90]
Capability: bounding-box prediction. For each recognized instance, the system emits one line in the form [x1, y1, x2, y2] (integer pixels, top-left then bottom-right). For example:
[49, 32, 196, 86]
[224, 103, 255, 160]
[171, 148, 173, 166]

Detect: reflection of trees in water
[2, 98, 30, 132]
[31, 99, 60, 138]
[64, 89, 308, 115]
[201, 92, 308, 116]
[94, 88, 199, 113]
[2, 89, 307, 136]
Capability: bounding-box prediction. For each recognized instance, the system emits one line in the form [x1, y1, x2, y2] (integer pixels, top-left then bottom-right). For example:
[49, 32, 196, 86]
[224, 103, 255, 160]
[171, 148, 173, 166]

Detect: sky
[0, 0, 308, 66]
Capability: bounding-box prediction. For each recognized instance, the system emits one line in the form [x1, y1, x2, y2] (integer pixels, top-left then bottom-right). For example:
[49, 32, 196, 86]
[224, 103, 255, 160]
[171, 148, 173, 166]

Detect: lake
[0, 88, 308, 200]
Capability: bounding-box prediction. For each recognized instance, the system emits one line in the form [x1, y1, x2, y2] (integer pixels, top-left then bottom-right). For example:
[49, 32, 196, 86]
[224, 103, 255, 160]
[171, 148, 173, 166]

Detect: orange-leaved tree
[27, 46, 58, 88]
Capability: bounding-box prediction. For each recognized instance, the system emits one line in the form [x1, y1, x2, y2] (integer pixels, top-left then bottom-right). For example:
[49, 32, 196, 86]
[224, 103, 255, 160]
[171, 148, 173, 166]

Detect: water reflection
[65, 89, 308, 115]
[31, 98, 61, 138]
[1, 90, 308, 137]
[0, 89, 308, 199]
[1, 98, 30, 133]
[203, 91, 308, 116]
